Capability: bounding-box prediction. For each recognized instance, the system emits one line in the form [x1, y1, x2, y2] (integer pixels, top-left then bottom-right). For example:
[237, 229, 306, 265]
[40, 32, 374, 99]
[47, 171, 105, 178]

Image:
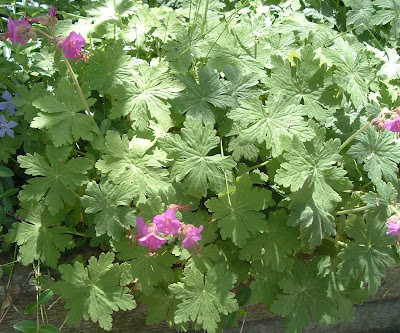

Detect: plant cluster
[1, 0, 400, 332]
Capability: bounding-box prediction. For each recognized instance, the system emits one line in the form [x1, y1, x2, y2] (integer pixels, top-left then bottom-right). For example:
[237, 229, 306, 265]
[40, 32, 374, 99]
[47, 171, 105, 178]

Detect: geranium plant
[1, 1, 400, 332]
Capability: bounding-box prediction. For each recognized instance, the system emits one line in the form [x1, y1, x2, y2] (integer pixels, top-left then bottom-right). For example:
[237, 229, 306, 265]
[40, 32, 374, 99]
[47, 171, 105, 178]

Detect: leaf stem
[390, 205, 400, 215]
[220, 140, 232, 206]
[62, 53, 104, 139]
[325, 236, 348, 247]
[249, 160, 270, 171]
[66, 231, 88, 237]
[335, 206, 369, 215]
[32, 28, 53, 40]
[340, 122, 370, 151]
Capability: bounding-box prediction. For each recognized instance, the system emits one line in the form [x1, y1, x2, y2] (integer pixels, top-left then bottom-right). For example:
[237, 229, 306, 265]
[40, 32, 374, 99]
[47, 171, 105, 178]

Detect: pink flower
[181, 225, 203, 250]
[138, 233, 166, 251]
[153, 209, 182, 235]
[62, 32, 85, 60]
[387, 216, 400, 241]
[385, 118, 400, 132]
[6, 17, 35, 45]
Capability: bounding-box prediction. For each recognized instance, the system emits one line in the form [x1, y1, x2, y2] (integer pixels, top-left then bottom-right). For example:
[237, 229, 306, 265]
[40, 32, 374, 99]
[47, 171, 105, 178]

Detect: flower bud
[371, 118, 386, 131]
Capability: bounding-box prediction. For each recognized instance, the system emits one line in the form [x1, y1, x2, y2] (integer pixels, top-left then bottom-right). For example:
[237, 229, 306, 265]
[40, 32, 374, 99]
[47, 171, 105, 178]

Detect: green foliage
[113, 240, 177, 295]
[80, 181, 136, 240]
[169, 264, 238, 333]
[51, 252, 136, 331]
[240, 209, 301, 271]
[270, 257, 336, 332]
[109, 60, 184, 131]
[276, 129, 352, 247]
[173, 67, 234, 124]
[348, 126, 400, 185]
[31, 80, 98, 147]
[206, 173, 273, 247]
[5, 201, 74, 267]
[337, 215, 395, 293]
[227, 96, 315, 160]
[264, 45, 335, 122]
[95, 131, 169, 202]
[18, 146, 93, 215]
[2, 0, 400, 332]
[160, 116, 236, 197]
[83, 40, 140, 95]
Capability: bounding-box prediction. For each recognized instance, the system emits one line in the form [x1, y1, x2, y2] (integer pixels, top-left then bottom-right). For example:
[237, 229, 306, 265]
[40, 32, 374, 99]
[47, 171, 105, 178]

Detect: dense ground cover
[1, 0, 400, 332]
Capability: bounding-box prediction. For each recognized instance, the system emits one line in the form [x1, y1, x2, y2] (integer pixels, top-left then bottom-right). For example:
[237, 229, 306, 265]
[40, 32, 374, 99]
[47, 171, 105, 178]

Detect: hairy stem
[62, 53, 103, 138]
[325, 236, 348, 247]
[249, 160, 270, 171]
[390, 205, 400, 215]
[335, 206, 369, 215]
[340, 122, 370, 151]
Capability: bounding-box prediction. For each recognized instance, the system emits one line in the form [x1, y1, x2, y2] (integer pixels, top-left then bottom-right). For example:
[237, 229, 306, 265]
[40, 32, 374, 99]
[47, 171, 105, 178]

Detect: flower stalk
[340, 122, 371, 151]
[335, 206, 369, 215]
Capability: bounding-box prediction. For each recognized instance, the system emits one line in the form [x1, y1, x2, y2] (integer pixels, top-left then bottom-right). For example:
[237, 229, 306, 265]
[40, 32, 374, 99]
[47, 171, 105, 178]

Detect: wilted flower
[5, 17, 36, 45]
[153, 209, 182, 235]
[169, 202, 193, 211]
[0, 115, 17, 138]
[61, 32, 85, 60]
[0, 91, 17, 116]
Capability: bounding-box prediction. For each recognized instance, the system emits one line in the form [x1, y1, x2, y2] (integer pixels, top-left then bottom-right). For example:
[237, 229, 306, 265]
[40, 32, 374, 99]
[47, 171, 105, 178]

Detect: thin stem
[335, 206, 369, 216]
[0, 260, 18, 266]
[62, 53, 104, 139]
[249, 160, 270, 171]
[57, 11, 87, 19]
[66, 231, 89, 237]
[220, 140, 232, 206]
[340, 122, 370, 151]
[47, 295, 62, 311]
[325, 236, 348, 247]
[201, 0, 210, 34]
[0, 72, 17, 91]
[32, 28, 53, 40]
[390, 205, 400, 215]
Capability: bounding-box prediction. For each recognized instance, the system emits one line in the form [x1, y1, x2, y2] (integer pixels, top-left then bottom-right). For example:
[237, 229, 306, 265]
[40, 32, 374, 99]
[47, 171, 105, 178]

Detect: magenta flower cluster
[134, 206, 203, 253]
[5, 11, 86, 61]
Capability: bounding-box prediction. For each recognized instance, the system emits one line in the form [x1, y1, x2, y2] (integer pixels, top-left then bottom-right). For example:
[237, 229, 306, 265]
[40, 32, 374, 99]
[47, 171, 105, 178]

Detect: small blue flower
[0, 91, 18, 116]
[0, 115, 17, 138]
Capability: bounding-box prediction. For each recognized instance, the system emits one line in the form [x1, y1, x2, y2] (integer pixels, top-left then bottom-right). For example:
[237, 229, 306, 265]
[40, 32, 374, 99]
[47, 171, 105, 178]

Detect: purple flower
[0, 115, 17, 138]
[385, 118, 400, 132]
[6, 17, 35, 45]
[138, 233, 166, 251]
[0, 91, 17, 116]
[153, 209, 183, 235]
[181, 225, 203, 250]
[62, 32, 85, 60]
[135, 217, 148, 239]
[49, 7, 57, 18]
